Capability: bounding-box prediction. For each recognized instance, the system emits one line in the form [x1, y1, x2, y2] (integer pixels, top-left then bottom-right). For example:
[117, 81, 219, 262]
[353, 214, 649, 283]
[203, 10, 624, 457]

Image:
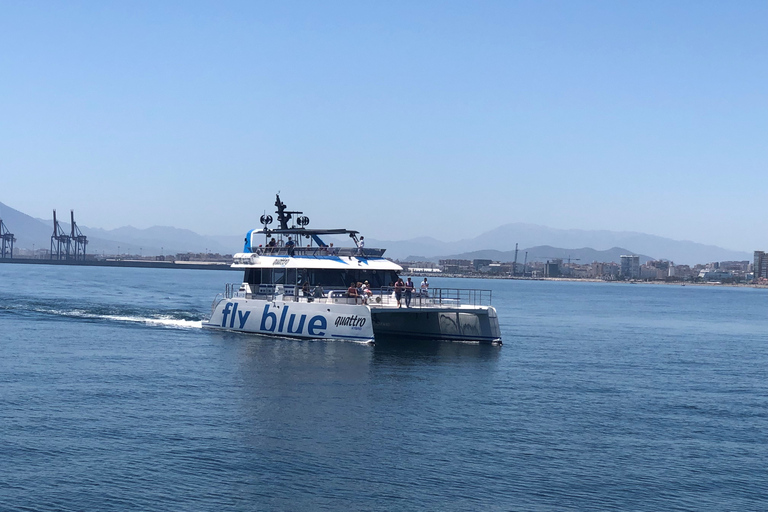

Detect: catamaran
[202, 195, 501, 344]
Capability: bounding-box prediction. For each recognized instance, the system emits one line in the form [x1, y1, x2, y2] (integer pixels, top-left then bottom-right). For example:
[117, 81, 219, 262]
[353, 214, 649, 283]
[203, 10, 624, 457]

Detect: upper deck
[232, 251, 402, 271]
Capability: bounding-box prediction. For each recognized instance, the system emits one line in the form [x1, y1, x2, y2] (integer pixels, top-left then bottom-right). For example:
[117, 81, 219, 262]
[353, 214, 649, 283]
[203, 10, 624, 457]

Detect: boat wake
[0, 298, 203, 330]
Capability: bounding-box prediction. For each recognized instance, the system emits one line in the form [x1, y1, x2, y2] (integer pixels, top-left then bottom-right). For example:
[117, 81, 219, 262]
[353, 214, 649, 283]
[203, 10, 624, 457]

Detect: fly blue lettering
[220, 302, 251, 329]
[259, 304, 327, 337]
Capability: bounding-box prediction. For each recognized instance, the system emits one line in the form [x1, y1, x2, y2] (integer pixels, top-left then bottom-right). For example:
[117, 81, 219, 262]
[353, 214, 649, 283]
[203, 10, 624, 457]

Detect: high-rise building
[620, 255, 640, 279]
[754, 251, 768, 280]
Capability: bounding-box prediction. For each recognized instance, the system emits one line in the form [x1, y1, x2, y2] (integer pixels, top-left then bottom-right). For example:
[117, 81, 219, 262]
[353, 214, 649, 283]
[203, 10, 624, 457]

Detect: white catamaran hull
[202, 298, 375, 342]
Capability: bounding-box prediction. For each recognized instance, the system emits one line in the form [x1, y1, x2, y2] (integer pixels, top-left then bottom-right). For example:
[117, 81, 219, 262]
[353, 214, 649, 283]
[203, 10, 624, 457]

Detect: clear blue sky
[1, 1, 765, 251]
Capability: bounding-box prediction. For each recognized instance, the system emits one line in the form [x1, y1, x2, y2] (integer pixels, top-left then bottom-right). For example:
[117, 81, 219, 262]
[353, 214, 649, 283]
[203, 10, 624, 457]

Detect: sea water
[1, 265, 766, 511]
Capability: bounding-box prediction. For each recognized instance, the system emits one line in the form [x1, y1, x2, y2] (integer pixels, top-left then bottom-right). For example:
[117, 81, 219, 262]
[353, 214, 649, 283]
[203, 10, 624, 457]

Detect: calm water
[1, 265, 766, 511]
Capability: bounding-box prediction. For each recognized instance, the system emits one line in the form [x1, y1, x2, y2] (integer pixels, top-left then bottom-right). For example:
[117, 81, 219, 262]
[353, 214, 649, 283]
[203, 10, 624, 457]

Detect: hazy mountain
[407, 246, 654, 265]
[0, 202, 232, 256]
[85, 225, 232, 255]
[372, 223, 751, 265]
[0, 202, 52, 250]
[1, 201, 752, 264]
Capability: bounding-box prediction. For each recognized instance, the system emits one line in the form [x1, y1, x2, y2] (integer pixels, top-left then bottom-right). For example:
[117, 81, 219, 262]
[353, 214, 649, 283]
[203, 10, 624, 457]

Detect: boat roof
[232, 253, 402, 271]
[254, 228, 358, 236]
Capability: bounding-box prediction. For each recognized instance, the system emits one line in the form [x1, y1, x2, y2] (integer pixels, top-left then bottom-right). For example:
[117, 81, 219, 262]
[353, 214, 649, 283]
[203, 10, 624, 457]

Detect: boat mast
[275, 194, 304, 230]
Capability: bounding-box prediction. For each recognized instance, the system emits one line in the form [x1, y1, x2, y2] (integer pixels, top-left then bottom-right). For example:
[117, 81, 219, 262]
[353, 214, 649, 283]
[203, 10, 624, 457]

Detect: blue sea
[1, 264, 766, 511]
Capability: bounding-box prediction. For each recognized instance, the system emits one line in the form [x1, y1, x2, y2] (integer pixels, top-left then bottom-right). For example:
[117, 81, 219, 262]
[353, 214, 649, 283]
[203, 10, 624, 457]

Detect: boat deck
[222, 283, 493, 310]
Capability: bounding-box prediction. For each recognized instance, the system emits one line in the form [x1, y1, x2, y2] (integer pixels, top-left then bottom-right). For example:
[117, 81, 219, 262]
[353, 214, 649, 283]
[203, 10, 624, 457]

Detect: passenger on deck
[394, 278, 405, 308]
[420, 277, 429, 297]
[405, 277, 414, 307]
[285, 236, 295, 256]
[312, 285, 325, 298]
[328, 243, 337, 256]
[267, 238, 277, 253]
[356, 236, 365, 256]
[362, 280, 373, 298]
[347, 282, 360, 304]
[357, 282, 367, 304]
[301, 281, 310, 296]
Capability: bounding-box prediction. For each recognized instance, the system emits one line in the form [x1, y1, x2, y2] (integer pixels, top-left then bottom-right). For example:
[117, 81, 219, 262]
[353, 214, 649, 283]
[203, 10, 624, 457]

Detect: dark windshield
[244, 268, 399, 289]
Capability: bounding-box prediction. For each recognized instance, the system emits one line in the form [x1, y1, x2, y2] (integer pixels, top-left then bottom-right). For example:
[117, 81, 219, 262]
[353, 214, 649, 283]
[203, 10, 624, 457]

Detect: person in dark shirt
[394, 278, 405, 308]
[404, 277, 414, 307]
[285, 236, 295, 256]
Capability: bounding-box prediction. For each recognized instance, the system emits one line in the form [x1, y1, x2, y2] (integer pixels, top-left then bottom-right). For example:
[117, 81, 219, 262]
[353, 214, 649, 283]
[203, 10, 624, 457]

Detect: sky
[1, 1, 766, 251]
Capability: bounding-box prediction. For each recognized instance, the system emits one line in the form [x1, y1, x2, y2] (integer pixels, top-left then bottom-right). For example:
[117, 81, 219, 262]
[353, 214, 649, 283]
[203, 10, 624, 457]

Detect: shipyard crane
[70, 210, 88, 260]
[0, 219, 15, 258]
[50, 209, 71, 260]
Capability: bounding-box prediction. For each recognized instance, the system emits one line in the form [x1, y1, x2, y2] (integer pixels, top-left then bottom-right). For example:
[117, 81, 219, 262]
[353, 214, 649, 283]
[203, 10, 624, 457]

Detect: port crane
[0, 219, 15, 258]
[51, 209, 71, 260]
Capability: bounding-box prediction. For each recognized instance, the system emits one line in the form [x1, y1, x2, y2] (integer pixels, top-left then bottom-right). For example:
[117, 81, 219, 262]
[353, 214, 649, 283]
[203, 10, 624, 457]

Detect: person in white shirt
[420, 278, 429, 297]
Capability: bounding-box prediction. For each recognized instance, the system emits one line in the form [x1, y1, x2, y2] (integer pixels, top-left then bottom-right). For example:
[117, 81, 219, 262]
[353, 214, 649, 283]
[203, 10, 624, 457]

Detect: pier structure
[50, 209, 72, 260]
[0, 219, 15, 258]
[70, 210, 88, 260]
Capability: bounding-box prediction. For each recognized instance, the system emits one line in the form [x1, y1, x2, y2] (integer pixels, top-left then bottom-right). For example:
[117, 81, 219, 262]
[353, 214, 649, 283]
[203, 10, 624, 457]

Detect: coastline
[408, 273, 768, 289]
[2, 257, 765, 288]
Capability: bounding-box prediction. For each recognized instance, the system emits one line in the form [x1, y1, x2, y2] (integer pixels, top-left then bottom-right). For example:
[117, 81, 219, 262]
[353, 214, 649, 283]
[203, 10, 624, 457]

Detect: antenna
[274, 194, 304, 229]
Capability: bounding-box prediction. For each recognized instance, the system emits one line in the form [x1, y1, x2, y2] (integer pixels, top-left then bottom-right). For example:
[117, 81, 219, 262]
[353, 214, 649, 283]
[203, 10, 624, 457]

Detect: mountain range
[367, 224, 752, 265]
[0, 201, 752, 265]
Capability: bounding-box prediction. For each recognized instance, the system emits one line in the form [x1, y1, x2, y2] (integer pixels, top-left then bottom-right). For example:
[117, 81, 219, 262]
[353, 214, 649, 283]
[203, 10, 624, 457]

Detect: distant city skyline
[1, 1, 765, 252]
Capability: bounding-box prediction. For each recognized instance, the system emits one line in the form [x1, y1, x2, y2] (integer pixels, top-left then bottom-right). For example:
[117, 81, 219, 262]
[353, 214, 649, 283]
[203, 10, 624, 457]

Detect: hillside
[407, 246, 654, 265]
[1, 201, 752, 264]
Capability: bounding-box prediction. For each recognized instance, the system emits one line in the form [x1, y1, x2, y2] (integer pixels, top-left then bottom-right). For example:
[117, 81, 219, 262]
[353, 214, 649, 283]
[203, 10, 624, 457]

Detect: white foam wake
[100, 314, 203, 329]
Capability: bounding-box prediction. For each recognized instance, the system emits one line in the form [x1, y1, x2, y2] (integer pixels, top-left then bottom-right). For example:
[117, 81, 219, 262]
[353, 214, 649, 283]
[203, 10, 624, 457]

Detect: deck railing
[222, 284, 492, 308]
[248, 246, 386, 258]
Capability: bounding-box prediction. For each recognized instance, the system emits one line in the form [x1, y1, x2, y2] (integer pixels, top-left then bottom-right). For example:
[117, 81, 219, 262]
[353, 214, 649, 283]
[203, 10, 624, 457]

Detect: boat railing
[384, 287, 493, 308]
[224, 283, 239, 299]
[249, 246, 386, 258]
[222, 283, 492, 308]
[209, 292, 224, 319]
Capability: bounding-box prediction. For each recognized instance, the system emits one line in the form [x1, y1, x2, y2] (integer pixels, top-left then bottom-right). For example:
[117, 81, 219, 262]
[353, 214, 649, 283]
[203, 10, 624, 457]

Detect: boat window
[244, 269, 261, 286]
[253, 268, 399, 289]
[272, 269, 286, 284]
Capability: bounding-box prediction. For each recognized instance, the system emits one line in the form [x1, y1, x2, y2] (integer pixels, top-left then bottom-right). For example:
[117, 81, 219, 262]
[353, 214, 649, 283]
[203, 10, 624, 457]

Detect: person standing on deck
[420, 277, 429, 297]
[356, 282, 368, 305]
[394, 278, 405, 308]
[404, 277, 414, 307]
[356, 236, 365, 256]
[285, 236, 295, 256]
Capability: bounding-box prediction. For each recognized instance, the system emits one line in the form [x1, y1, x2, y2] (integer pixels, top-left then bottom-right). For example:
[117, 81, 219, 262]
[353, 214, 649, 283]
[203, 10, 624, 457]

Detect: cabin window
[244, 269, 261, 286]
[253, 268, 399, 289]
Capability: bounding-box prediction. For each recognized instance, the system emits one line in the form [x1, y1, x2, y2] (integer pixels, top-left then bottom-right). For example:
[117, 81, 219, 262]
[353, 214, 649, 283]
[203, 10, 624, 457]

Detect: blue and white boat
[202, 196, 501, 344]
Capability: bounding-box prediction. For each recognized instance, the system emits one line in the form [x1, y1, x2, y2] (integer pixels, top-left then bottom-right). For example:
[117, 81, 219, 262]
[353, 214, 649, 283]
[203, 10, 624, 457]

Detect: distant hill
[1, 201, 752, 264]
[0, 201, 232, 256]
[406, 246, 654, 265]
[85, 225, 232, 255]
[373, 223, 751, 265]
